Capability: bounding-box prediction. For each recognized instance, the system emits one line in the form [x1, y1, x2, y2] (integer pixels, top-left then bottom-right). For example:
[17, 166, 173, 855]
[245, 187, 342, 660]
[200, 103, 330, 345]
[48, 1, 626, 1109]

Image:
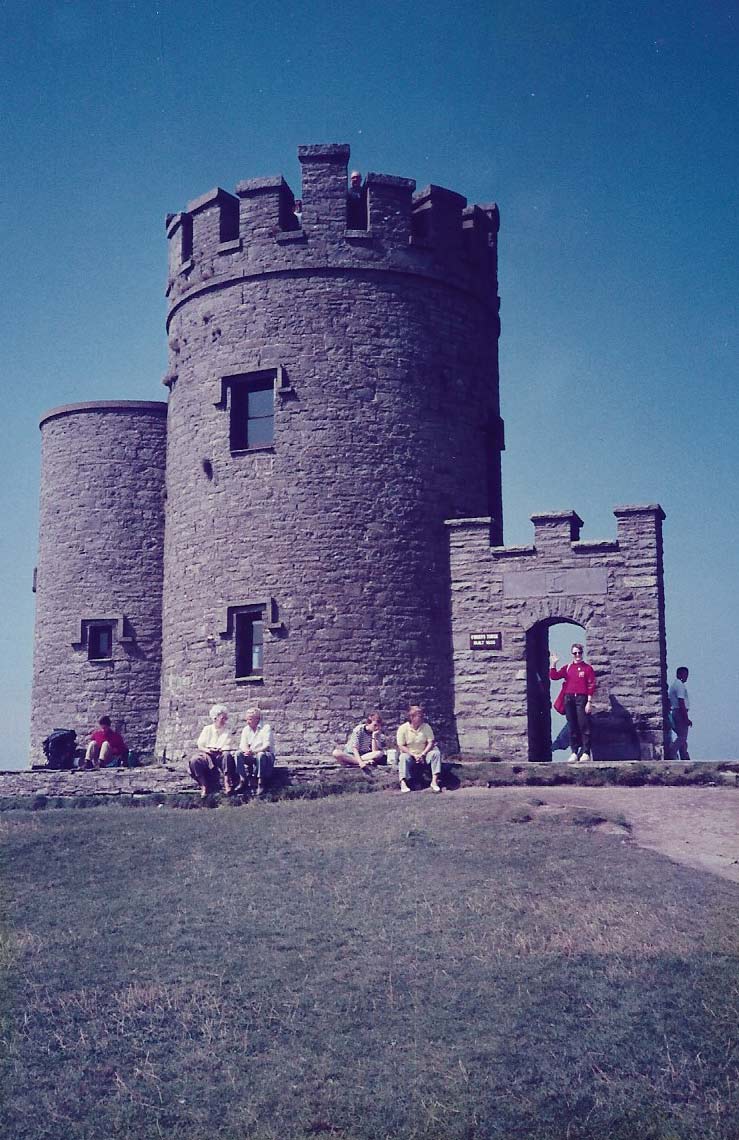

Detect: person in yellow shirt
[396, 704, 442, 793]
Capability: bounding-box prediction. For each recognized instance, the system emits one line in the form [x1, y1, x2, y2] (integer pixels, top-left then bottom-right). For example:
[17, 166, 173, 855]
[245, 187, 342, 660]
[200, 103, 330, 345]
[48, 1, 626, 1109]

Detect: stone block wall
[31, 402, 167, 762]
[157, 144, 503, 763]
[446, 506, 668, 762]
[30, 143, 671, 772]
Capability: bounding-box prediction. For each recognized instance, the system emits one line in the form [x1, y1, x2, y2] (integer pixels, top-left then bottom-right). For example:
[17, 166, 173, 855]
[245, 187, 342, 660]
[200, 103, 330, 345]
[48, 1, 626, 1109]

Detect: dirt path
[456, 785, 739, 883]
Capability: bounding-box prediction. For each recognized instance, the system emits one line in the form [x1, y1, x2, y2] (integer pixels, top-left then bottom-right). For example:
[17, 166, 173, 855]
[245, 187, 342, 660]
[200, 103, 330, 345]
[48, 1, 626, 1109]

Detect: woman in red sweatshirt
[549, 643, 597, 763]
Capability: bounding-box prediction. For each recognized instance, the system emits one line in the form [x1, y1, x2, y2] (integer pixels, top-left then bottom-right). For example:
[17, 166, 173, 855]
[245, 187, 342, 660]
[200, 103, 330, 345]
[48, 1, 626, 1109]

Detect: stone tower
[30, 402, 167, 759]
[157, 143, 503, 761]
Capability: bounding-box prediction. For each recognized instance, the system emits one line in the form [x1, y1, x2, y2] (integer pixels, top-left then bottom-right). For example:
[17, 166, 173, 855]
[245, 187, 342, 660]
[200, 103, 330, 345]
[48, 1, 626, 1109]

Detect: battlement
[446, 506, 665, 568]
[165, 144, 499, 315]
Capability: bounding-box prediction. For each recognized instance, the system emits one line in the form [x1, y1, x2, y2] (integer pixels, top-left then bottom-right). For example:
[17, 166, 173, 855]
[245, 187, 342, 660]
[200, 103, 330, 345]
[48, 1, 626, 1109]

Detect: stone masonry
[157, 144, 503, 762]
[447, 507, 668, 762]
[30, 143, 668, 766]
[31, 402, 167, 760]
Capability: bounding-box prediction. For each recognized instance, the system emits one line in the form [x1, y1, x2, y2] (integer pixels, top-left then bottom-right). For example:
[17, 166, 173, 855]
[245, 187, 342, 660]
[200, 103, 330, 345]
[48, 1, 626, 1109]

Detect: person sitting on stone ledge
[397, 704, 442, 793]
[236, 707, 275, 797]
[84, 715, 128, 768]
[332, 711, 387, 769]
[549, 643, 597, 763]
[189, 704, 235, 798]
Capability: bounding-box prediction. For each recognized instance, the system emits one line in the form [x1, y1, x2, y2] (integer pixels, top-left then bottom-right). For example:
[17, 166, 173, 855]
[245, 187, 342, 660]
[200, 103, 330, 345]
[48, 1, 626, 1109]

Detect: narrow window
[219, 196, 239, 243]
[230, 377, 274, 452]
[180, 213, 193, 262]
[88, 624, 114, 661]
[235, 611, 264, 678]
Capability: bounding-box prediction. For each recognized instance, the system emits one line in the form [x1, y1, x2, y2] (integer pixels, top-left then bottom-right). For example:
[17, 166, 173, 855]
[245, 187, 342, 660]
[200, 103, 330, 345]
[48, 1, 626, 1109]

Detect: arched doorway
[526, 618, 586, 762]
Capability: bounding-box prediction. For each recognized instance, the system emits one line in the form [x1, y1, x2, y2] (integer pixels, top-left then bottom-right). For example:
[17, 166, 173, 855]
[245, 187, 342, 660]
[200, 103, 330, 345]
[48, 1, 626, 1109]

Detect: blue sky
[1, 0, 736, 767]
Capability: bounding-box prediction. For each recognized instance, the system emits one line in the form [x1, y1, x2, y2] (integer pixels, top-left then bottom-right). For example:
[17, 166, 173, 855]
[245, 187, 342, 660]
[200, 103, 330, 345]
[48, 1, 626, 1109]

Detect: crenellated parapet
[446, 506, 669, 762]
[165, 143, 500, 320]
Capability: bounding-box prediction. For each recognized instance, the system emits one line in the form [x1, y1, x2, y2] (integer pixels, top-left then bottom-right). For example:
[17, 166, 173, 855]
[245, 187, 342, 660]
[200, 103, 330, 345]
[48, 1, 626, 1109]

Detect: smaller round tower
[30, 401, 167, 762]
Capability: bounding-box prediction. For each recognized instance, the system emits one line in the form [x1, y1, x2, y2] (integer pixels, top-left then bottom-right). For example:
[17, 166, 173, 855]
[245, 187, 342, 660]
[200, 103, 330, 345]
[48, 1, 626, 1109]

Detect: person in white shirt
[236, 707, 276, 796]
[189, 704, 235, 797]
[668, 666, 692, 761]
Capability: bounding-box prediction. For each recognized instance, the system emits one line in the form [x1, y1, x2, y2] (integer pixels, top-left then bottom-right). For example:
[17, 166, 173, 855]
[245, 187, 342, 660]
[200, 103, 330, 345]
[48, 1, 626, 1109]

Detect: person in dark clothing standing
[347, 170, 367, 228]
[549, 643, 597, 763]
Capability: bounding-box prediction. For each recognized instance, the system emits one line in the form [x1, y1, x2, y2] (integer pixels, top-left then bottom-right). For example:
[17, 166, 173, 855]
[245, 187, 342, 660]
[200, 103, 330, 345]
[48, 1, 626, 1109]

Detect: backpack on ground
[42, 729, 77, 770]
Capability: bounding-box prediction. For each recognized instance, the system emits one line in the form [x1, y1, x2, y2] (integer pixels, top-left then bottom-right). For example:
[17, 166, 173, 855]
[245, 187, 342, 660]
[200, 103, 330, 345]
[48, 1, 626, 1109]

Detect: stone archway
[447, 507, 668, 763]
[526, 617, 585, 762]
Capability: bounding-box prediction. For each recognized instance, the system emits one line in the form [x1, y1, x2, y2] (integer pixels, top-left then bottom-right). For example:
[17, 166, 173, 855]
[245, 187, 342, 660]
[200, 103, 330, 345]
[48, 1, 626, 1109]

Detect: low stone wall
[0, 761, 342, 802]
[0, 760, 736, 810]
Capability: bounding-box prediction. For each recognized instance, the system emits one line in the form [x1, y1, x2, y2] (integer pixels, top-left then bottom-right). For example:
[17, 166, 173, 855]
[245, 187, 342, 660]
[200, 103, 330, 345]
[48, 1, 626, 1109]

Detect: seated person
[236, 707, 275, 797]
[332, 711, 386, 768]
[397, 705, 442, 793]
[189, 704, 235, 797]
[85, 715, 128, 768]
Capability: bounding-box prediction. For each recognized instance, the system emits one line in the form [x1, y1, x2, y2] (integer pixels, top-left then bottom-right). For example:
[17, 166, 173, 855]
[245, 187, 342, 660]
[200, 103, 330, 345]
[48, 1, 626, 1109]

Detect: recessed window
[180, 214, 193, 263]
[88, 624, 114, 661]
[219, 196, 239, 243]
[235, 610, 264, 678]
[230, 377, 274, 452]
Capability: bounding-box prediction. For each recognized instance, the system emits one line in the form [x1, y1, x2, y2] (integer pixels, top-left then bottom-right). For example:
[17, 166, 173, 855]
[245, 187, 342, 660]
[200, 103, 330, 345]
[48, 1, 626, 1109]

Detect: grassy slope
[0, 794, 737, 1140]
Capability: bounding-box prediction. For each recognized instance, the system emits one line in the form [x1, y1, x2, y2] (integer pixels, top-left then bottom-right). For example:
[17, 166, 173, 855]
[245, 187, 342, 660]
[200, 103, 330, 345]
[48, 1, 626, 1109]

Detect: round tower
[158, 143, 503, 761]
[31, 401, 167, 762]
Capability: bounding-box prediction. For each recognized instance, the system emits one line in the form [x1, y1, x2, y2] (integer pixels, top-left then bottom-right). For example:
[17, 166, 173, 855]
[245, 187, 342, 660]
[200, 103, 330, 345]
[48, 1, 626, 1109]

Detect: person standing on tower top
[347, 170, 367, 229]
[549, 643, 597, 763]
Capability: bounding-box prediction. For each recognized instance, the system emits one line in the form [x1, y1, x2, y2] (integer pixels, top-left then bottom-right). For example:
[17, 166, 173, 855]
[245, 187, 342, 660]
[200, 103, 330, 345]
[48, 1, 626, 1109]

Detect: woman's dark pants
[188, 752, 236, 793]
[564, 694, 591, 756]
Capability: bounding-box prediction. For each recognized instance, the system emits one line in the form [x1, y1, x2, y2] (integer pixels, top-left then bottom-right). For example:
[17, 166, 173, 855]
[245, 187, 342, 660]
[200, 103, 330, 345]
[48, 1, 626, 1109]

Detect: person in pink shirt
[85, 715, 128, 768]
[549, 643, 597, 763]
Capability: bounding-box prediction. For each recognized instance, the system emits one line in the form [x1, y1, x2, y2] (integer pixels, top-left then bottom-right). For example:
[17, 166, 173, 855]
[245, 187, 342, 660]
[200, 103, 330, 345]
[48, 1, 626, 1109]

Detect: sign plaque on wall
[469, 632, 502, 651]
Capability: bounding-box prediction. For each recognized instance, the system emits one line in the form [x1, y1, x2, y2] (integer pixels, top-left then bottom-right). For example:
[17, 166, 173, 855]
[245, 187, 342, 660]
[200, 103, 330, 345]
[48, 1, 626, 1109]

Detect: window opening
[219, 197, 239, 243]
[230, 377, 274, 452]
[235, 611, 264, 678]
[88, 624, 114, 661]
[180, 214, 193, 262]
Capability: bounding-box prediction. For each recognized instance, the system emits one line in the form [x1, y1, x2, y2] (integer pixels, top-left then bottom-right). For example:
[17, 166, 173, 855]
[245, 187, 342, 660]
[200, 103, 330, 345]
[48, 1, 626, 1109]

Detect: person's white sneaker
[579, 752, 591, 763]
[566, 752, 579, 764]
[399, 780, 412, 794]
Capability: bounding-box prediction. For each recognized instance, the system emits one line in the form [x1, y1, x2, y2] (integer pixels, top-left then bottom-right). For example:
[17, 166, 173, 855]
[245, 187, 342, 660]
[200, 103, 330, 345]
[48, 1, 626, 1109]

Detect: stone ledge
[0, 760, 736, 810]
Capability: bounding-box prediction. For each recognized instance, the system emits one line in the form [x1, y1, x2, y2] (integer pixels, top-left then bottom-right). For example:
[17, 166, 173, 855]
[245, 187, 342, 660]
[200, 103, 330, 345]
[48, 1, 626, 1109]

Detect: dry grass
[0, 793, 737, 1139]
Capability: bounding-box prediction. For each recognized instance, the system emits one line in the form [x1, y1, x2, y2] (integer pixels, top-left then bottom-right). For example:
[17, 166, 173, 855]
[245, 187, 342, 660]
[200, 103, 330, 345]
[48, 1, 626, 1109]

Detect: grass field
[1, 791, 737, 1139]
